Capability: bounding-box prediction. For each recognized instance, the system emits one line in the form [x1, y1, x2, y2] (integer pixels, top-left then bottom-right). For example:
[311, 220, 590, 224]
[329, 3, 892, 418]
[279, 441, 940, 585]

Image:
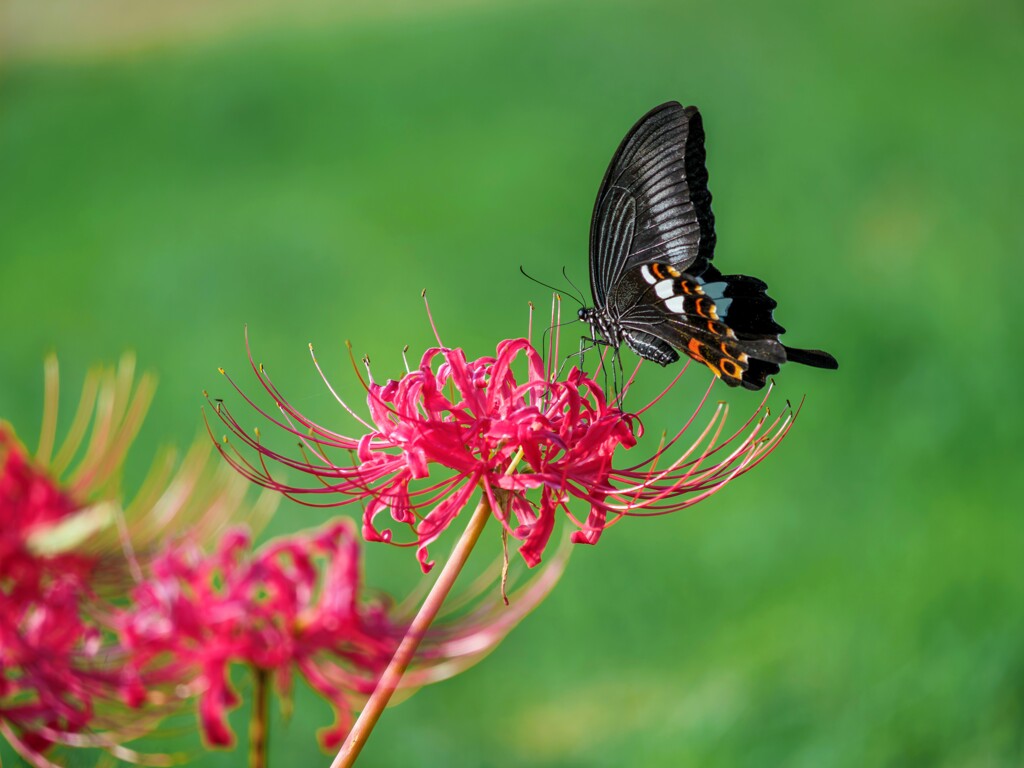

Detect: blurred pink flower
[212, 306, 794, 573]
[1, 355, 274, 767]
[117, 518, 565, 752]
[117, 520, 392, 750]
[0, 430, 108, 764]
[0, 428, 95, 602]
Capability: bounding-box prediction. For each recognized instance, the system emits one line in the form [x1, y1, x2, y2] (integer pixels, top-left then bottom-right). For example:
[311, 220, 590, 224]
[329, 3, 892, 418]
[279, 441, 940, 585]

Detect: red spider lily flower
[1, 355, 275, 766]
[116, 518, 565, 752]
[211, 302, 795, 573]
[0, 432, 107, 766]
[3, 355, 275, 576]
[0, 420, 163, 767]
[117, 521, 391, 750]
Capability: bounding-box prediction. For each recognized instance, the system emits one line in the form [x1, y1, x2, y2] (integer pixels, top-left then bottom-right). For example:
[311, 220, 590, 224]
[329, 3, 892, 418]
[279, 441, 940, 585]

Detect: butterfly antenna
[560, 266, 588, 307]
[519, 266, 584, 308]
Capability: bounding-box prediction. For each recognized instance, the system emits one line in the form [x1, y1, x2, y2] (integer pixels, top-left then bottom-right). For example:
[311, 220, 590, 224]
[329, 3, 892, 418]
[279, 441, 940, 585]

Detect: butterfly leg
[576, 334, 618, 385]
[550, 334, 601, 386]
[575, 332, 607, 374]
[577, 334, 594, 371]
[611, 346, 628, 407]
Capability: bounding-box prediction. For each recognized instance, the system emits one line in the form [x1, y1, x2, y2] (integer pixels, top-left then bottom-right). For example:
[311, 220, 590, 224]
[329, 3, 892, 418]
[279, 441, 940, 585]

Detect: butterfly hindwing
[615, 262, 792, 389]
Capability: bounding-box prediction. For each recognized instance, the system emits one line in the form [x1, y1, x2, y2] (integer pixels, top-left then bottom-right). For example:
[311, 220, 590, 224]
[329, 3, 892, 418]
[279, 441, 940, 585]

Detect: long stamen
[309, 342, 374, 432]
[36, 354, 60, 466]
[422, 289, 444, 348]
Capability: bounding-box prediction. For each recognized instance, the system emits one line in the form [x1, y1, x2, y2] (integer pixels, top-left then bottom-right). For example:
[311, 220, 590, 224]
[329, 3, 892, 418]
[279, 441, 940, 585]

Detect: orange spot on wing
[651, 263, 664, 280]
[679, 279, 704, 296]
[719, 358, 741, 378]
[687, 338, 706, 362]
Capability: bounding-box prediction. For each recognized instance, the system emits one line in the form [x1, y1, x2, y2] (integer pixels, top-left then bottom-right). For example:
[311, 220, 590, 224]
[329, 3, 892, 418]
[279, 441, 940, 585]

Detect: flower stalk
[331, 493, 494, 767]
[333, 447, 525, 766]
[250, 668, 270, 768]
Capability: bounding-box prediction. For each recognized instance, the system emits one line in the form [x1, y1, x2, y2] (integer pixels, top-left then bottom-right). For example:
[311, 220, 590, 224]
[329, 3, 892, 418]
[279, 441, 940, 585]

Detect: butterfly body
[582, 102, 837, 390]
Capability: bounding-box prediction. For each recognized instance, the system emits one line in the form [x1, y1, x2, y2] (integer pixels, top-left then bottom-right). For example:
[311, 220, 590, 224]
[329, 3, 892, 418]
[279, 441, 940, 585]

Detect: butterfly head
[578, 307, 592, 323]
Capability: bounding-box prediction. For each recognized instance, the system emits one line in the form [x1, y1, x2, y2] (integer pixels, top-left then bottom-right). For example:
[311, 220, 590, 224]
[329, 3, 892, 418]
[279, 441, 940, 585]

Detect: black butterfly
[579, 102, 838, 390]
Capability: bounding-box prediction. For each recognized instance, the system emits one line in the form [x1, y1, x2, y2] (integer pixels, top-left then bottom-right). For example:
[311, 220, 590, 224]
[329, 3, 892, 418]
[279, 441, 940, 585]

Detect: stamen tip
[217, 367, 225, 375]
[421, 288, 427, 298]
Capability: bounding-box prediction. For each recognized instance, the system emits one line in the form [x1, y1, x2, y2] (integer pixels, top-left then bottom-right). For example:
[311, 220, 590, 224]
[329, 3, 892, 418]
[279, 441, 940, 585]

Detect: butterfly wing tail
[782, 346, 839, 370]
[734, 346, 836, 391]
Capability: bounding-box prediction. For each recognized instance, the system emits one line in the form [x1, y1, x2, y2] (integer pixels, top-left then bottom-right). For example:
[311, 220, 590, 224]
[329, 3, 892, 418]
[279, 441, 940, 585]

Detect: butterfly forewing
[588, 102, 716, 307]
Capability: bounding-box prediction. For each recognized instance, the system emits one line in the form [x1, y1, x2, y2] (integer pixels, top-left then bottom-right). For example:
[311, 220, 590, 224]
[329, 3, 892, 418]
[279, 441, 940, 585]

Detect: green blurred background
[1, 0, 1022, 765]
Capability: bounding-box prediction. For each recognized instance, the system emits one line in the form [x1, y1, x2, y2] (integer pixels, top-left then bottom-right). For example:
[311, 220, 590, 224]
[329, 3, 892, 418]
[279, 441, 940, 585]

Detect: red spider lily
[116, 520, 392, 750]
[210, 301, 796, 573]
[0, 427, 172, 768]
[0, 432, 106, 766]
[0, 429, 96, 602]
[116, 518, 565, 752]
[3, 355, 275, 578]
[1, 355, 274, 767]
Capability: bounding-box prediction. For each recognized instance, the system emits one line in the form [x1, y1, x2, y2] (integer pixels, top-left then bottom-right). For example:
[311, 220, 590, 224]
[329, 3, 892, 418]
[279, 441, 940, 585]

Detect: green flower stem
[250, 667, 270, 768]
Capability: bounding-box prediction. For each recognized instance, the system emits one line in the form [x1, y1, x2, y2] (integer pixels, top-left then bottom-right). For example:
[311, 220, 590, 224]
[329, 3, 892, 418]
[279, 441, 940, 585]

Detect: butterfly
[579, 102, 838, 390]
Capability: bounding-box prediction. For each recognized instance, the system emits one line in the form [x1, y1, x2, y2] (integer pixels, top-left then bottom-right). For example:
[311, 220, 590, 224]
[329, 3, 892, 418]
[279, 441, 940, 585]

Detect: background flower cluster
[1, 358, 562, 766]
